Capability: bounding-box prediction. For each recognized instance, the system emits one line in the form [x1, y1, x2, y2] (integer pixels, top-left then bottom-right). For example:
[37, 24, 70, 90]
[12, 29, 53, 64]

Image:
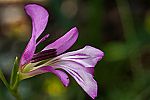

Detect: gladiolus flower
[19, 4, 104, 99]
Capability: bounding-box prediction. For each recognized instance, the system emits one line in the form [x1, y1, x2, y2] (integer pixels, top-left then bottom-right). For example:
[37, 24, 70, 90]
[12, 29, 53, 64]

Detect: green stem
[11, 73, 22, 100]
[10, 89, 21, 100]
[0, 69, 21, 100]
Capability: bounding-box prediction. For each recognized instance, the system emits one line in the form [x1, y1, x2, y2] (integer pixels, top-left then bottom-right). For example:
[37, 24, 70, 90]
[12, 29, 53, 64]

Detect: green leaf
[0, 69, 10, 90]
[10, 57, 19, 88]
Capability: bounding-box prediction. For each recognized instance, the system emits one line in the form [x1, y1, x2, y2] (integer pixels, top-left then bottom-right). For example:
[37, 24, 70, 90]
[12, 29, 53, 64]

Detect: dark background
[0, 0, 150, 100]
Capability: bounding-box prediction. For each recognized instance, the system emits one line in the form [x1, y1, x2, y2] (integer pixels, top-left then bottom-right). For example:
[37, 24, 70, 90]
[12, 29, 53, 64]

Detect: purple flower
[19, 4, 104, 99]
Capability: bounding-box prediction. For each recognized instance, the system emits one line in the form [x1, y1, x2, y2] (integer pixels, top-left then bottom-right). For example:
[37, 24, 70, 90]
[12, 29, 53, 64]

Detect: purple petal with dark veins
[54, 61, 97, 99]
[42, 27, 78, 55]
[55, 46, 104, 68]
[49, 46, 104, 99]
[31, 52, 57, 63]
[32, 50, 56, 60]
[20, 4, 49, 66]
[31, 49, 57, 62]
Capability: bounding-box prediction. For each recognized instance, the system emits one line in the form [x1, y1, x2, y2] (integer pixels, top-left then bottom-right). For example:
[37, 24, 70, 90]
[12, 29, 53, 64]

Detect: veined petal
[21, 66, 69, 87]
[47, 46, 103, 99]
[42, 27, 78, 55]
[20, 4, 49, 66]
[53, 46, 104, 68]
[53, 61, 97, 99]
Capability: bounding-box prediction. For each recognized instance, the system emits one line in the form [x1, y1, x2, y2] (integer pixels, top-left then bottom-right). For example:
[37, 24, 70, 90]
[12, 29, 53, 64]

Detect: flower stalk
[0, 57, 21, 100]
[10, 57, 22, 100]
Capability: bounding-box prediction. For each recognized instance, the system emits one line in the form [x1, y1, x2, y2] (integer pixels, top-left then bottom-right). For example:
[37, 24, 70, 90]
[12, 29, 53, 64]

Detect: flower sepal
[10, 57, 19, 89]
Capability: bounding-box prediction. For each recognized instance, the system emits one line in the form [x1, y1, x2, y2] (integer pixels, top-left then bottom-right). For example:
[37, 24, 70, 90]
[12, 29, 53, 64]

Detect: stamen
[31, 49, 57, 63]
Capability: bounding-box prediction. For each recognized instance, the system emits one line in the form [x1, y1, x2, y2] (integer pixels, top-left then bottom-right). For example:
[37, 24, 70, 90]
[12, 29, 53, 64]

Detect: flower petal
[48, 46, 103, 99]
[53, 46, 104, 68]
[42, 27, 78, 55]
[20, 37, 36, 66]
[20, 4, 49, 66]
[25, 4, 49, 39]
[53, 61, 97, 99]
[22, 66, 69, 87]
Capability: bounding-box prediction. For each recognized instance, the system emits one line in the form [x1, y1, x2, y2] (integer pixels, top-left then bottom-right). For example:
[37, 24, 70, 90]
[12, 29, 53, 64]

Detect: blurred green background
[0, 0, 150, 100]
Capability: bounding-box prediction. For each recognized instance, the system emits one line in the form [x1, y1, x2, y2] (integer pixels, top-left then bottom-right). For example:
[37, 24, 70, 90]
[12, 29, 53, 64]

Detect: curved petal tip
[43, 27, 79, 54]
